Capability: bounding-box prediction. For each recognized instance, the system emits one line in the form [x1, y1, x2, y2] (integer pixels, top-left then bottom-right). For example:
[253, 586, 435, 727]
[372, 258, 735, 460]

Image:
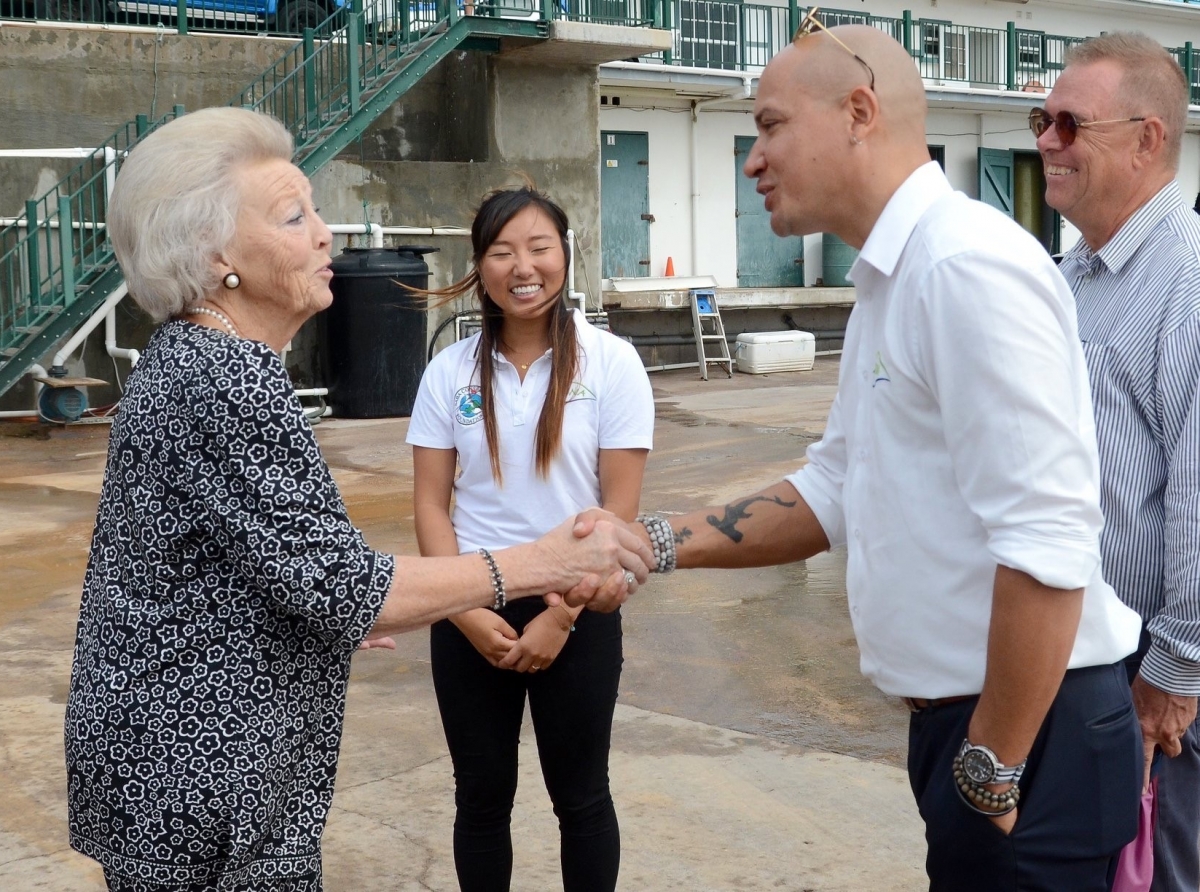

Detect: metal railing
[8, 0, 345, 36]
[3, 0, 655, 34]
[0, 109, 186, 355]
[0, 0, 558, 378]
[630, 3, 1200, 106]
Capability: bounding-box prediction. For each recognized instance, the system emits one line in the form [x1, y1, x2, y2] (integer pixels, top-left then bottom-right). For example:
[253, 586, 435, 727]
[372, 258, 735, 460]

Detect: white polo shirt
[407, 309, 655, 553]
[787, 162, 1141, 698]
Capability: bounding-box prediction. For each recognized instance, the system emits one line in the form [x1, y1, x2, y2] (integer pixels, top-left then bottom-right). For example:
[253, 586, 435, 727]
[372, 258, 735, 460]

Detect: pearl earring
[223, 272, 241, 290]
[850, 136, 863, 146]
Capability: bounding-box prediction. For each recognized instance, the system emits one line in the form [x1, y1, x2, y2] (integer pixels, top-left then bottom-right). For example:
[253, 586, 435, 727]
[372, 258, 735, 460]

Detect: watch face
[961, 747, 996, 785]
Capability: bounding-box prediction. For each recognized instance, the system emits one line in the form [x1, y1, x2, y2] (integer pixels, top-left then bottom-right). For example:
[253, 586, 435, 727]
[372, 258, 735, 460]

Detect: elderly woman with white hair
[63, 106, 650, 892]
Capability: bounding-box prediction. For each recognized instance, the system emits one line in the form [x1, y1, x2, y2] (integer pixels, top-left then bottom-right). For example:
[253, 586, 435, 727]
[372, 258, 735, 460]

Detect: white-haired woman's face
[223, 158, 334, 323]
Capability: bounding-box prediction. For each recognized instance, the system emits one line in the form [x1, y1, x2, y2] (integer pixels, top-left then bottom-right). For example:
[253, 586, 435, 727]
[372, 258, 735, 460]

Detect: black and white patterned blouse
[65, 319, 394, 889]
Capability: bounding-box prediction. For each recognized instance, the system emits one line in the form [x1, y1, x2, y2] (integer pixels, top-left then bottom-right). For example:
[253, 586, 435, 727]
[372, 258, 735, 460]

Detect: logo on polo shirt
[455, 386, 483, 425]
[872, 352, 891, 387]
[566, 382, 596, 403]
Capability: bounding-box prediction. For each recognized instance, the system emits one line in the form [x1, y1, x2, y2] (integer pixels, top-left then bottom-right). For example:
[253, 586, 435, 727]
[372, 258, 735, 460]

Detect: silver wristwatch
[956, 739, 1026, 786]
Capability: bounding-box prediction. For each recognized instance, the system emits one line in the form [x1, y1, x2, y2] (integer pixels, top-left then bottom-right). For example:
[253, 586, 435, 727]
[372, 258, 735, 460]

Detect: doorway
[600, 131, 651, 278]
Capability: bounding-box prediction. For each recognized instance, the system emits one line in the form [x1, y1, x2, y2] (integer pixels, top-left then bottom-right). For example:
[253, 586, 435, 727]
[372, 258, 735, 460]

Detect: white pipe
[567, 228, 586, 313]
[105, 303, 139, 366]
[0, 219, 105, 231]
[327, 224, 471, 237]
[104, 146, 118, 211]
[0, 363, 49, 418]
[0, 148, 100, 158]
[690, 76, 753, 276]
[53, 282, 128, 369]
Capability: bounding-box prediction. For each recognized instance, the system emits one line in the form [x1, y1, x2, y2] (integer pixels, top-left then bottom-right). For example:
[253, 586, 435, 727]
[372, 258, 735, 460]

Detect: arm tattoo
[674, 527, 693, 545]
[706, 495, 796, 543]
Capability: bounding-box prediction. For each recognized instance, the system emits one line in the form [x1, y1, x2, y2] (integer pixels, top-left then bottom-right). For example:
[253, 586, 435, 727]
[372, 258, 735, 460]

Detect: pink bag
[1112, 777, 1158, 892]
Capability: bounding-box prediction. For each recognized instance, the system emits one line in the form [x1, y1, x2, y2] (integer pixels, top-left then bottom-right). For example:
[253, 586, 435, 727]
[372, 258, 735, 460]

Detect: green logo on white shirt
[872, 352, 891, 387]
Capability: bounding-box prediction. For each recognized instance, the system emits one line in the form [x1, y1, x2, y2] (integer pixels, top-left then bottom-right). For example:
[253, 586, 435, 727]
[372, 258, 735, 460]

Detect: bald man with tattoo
[578, 22, 1143, 891]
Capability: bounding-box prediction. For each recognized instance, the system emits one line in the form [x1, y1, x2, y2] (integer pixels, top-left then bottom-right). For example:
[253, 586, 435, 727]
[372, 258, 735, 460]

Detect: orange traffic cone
[664, 256, 675, 277]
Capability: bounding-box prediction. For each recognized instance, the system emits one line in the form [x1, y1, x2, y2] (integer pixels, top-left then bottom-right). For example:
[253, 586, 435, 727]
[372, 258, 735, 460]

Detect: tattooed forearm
[674, 527, 693, 545]
[706, 495, 797, 543]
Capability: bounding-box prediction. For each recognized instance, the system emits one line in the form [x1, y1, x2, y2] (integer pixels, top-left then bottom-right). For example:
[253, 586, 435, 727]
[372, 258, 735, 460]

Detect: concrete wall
[290, 56, 603, 391]
[0, 24, 605, 410]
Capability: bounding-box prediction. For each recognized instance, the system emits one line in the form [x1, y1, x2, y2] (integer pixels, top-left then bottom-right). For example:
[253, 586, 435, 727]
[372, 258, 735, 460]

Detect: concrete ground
[0, 357, 928, 891]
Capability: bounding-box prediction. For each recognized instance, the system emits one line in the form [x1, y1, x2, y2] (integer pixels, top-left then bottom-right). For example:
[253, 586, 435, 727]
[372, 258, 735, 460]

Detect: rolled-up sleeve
[786, 388, 849, 549]
[916, 253, 1103, 591]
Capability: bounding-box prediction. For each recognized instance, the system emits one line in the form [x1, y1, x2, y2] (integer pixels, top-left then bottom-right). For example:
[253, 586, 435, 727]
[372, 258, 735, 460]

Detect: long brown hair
[420, 186, 579, 485]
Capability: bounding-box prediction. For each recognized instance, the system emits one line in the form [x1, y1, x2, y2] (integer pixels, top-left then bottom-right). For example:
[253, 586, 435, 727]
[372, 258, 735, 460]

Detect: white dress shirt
[787, 162, 1141, 698]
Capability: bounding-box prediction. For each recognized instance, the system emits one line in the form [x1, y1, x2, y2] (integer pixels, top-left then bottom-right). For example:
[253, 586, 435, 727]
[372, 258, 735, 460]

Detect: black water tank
[324, 245, 438, 418]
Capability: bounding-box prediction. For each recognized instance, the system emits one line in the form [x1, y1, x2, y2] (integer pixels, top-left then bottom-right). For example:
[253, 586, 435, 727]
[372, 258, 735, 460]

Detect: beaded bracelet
[478, 548, 506, 611]
[636, 513, 677, 574]
[953, 753, 1021, 816]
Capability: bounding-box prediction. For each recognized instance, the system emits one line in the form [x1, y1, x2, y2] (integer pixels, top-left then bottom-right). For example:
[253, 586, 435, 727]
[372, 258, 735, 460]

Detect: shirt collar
[1060, 180, 1184, 279]
[853, 161, 953, 280]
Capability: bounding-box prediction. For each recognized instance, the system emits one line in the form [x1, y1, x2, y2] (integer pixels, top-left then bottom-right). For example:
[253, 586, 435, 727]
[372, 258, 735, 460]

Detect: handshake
[533, 508, 665, 613]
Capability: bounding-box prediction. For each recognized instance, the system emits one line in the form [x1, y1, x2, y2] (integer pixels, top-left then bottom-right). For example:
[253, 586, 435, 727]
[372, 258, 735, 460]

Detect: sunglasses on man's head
[793, 6, 875, 92]
[1027, 107, 1146, 146]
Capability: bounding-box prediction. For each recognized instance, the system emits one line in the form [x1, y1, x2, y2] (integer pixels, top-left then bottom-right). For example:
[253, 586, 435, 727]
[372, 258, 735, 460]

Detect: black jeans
[430, 600, 623, 892]
[908, 662, 1141, 892]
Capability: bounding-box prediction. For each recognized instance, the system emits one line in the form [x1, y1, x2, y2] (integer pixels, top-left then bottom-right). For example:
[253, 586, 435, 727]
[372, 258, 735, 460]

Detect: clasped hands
[549, 507, 651, 612]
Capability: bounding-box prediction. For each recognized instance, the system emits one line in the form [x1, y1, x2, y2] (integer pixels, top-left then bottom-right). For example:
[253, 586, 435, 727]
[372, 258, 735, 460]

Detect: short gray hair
[1065, 32, 1188, 170]
[106, 107, 294, 322]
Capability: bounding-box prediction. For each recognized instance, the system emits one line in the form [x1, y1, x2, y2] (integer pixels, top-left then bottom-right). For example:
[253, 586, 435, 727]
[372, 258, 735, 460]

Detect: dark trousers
[430, 600, 623, 892]
[1124, 632, 1200, 892]
[908, 662, 1142, 891]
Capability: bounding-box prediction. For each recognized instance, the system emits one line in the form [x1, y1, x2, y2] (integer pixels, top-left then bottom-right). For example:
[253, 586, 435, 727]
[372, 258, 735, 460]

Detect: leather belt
[902, 694, 977, 713]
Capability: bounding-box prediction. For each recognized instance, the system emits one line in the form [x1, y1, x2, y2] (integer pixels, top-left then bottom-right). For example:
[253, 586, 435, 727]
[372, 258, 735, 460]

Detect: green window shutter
[978, 147, 1015, 218]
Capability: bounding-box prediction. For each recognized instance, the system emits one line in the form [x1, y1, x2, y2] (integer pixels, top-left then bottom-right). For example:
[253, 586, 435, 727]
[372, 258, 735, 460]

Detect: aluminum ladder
[690, 288, 732, 380]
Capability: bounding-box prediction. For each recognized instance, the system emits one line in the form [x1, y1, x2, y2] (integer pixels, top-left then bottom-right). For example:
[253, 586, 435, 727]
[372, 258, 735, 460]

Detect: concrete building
[2, 0, 1200, 407]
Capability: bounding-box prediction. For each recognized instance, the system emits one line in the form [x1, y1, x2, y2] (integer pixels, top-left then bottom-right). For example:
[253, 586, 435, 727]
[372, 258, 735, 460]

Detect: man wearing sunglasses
[1037, 33, 1200, 892]
[576, 19, 1142, 890]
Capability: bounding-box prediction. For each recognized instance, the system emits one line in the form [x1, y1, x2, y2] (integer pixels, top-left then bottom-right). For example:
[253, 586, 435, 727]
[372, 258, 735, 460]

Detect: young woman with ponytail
[405, 186, 654, 892]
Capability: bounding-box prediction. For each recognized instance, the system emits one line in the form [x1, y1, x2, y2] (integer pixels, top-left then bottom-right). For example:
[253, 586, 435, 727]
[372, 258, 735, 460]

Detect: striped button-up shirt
[1060, 181, 1200, 696]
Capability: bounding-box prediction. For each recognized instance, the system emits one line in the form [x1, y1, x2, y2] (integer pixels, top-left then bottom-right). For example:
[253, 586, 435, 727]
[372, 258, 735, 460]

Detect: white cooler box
[734, 331, 816, 374]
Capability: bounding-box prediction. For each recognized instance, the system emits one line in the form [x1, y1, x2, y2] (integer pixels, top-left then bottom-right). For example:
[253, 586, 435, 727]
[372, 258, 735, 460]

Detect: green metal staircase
[0, 0, 553, 399]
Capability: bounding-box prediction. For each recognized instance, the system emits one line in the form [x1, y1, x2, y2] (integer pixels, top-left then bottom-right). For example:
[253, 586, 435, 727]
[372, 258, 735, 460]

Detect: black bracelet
[477, 548, 506, 611]
[636, 513, 677, 574]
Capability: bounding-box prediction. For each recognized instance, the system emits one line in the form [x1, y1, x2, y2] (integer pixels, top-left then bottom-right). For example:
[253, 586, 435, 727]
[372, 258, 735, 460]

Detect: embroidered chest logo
[455, 386, 483, 425]
[566, 382, 596, 403]
[871, 351, 891, 387]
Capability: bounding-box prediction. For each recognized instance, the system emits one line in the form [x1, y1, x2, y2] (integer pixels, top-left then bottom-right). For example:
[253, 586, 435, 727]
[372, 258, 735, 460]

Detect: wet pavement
[0, 357, 925, 890]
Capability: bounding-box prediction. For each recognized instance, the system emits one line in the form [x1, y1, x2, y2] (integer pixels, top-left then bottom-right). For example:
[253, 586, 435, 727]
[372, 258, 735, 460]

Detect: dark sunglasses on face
[1028, 107, 1146, 146]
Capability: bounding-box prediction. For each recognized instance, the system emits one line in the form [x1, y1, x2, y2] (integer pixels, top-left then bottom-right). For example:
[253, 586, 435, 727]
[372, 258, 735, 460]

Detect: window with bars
[922, 21, 942, 58]
[679, 0, 739, 68]
[817, 7, 868, 27]
[1016, 30, 1042, 70]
